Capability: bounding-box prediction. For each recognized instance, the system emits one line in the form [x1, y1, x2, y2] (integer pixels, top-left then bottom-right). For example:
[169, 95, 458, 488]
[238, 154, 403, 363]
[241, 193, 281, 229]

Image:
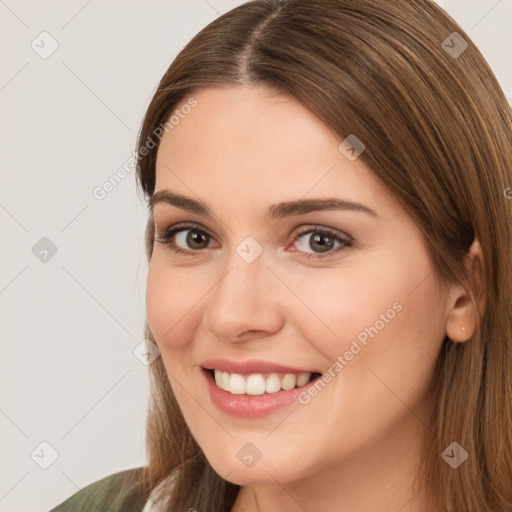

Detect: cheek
[323, 258, 445, 417]
[288, 251, 445, 370]
[277, 259, 408, 354]
[145, 258, 202, 350]
[285, 257, 444, 451]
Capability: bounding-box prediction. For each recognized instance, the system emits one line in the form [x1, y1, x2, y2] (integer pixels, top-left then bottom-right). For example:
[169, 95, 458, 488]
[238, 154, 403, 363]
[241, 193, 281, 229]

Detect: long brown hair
[132, 1, 512, 510]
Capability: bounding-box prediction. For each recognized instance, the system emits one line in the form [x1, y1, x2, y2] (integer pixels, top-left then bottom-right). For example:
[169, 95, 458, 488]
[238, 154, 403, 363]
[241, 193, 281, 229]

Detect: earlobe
[445, 293, 477, 342]
[445, 238, 485, 343]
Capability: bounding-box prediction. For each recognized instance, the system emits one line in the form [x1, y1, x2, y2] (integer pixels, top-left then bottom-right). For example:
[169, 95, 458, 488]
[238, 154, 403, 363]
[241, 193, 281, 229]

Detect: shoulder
[48, 466, 150, 512]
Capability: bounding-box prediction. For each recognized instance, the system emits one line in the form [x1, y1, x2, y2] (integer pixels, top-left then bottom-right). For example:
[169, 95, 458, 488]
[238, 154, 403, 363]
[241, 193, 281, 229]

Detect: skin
[146, 85, 480, 511]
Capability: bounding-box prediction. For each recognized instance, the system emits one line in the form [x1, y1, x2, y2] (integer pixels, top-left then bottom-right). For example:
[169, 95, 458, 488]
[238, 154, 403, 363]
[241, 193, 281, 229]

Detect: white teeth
[221, 372, 230, 391]
[281, 374, 297, 390]
[230, 373, 246, 395]
[212, 370, 312, 395]
[246, 374, 266, 395]
[265, 373, 281, 394]
[296, 372, 310, 387]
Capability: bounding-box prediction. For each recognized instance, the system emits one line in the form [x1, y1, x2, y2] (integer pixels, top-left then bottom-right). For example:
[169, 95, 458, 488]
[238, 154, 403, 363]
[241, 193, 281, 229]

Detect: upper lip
[200, 358, 319, 375]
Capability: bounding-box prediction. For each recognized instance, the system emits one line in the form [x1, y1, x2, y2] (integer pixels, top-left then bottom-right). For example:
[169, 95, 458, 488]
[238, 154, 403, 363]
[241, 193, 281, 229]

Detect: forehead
[157, 85, 336, 165]
[153, 85, 395, 220]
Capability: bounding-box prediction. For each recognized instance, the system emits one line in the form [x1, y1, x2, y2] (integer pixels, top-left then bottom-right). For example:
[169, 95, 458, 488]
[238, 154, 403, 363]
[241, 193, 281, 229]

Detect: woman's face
[146, 85, 448, 486]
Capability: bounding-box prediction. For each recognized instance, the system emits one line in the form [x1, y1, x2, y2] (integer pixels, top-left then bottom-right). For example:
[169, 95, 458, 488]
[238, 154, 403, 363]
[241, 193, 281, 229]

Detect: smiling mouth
[204, 368, 321, 396]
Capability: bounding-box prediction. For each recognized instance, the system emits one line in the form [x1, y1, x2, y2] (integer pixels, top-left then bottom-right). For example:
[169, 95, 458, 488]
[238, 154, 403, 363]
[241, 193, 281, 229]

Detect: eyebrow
[149, 190, 380, 220]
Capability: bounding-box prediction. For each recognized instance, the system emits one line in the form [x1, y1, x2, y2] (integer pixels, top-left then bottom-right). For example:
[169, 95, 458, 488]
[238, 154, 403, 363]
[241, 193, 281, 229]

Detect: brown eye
[291, 227, 352, 260]
[183, 230, 210, 250]
[155, 224, 215, 254]
[155, 223, 352, 260]
[307, 232, 336, 253]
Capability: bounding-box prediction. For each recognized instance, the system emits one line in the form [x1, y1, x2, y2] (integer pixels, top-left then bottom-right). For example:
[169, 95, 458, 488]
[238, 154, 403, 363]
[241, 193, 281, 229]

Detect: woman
[49, 0, 512, 510]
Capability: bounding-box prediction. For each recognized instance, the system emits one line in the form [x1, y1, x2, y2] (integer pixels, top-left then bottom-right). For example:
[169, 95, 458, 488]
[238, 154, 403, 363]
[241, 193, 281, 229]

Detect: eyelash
[155, 222, 353, 260]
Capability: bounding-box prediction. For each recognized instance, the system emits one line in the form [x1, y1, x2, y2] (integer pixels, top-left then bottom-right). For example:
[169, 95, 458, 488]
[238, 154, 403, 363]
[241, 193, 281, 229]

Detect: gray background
[0, 1, 510, 510]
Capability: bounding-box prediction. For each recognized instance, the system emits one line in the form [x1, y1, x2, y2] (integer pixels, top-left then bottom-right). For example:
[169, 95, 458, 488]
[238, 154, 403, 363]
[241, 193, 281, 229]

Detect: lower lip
[201, 368, 319, 418]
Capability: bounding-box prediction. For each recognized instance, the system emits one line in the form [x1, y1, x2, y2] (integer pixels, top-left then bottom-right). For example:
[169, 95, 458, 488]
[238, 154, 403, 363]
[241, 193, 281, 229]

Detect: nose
[201, 251, 284, 343]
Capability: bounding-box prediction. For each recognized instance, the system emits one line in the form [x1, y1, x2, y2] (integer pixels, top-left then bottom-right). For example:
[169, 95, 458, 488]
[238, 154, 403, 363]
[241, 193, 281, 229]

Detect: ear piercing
[461, 326, 465, 332]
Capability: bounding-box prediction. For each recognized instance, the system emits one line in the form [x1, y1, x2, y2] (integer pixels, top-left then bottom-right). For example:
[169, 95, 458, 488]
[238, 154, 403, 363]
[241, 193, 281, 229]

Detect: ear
[445, 238, 486, 343]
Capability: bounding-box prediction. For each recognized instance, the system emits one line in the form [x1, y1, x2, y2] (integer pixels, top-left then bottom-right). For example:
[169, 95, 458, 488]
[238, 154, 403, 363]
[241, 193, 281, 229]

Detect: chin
[202, 444, 308, 486]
